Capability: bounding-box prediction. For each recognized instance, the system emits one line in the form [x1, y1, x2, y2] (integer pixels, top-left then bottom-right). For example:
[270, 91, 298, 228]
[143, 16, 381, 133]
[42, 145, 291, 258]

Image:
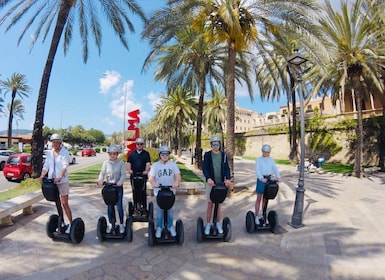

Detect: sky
[0, 0, 336, 135]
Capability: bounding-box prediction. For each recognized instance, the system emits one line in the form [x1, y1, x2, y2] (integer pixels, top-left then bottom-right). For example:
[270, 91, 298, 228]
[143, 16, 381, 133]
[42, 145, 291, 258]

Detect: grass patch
[69, 163, 102, 184]
[0, 178, 41, 202]
[178, 164, 204, 182]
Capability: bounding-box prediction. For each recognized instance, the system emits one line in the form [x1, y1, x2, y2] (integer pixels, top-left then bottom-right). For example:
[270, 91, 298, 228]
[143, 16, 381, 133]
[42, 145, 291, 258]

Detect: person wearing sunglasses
[202, 136, 231, 235]
[148, 146, 181, 238]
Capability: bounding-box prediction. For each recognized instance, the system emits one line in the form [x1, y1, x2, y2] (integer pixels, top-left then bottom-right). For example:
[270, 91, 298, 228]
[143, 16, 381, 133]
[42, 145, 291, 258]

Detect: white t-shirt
[148, 160, 180, 196]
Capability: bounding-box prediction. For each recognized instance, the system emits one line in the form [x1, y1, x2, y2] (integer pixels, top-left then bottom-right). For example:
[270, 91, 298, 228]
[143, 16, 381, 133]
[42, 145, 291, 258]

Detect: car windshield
[7, 157, 20, 165]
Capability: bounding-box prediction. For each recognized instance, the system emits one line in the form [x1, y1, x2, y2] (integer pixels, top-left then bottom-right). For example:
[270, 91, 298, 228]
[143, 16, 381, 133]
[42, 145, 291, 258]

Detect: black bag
[210, 183, 228, 204]
[102, 184, 119, 205]
[157, 187, 175, 210]
[264, 181, 279, 200]
[42, 179, 59, 202]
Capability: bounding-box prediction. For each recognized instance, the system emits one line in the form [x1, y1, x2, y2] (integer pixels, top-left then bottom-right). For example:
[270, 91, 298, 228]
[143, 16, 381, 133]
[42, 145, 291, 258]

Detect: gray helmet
[135, 138, 144, 143]
[158, 145, 170, 154]
[50, 133, 62, 141]
[262, 144, 271, 152]
[210, 136, 221, 143]
[107, 145, 119, 153]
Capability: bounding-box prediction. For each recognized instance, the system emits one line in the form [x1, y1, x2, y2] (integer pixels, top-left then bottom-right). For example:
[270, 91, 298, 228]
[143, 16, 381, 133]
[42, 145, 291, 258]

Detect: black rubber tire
[97, 216, 107, 242]
[128, 201, 134, 216]
[46, 214, 59, 239]
[70, 217, 85, 244]
[196, 217, 204, 243]
[176, 219, 184, 245]
[223, 217, 231, 242]
[268, 210, 278, 233]
[125, 217, 133, 242]
[148, 220, 155, 247]
[246, 211, 255, 233]
[148, 202, 154, 221]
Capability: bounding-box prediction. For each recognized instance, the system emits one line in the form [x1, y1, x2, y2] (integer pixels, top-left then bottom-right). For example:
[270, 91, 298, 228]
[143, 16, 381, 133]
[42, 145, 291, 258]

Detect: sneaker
[216, 222, 223, 234]
[65, 223, 71, 234]
[204, 223, 211, 235]
[155, 227, 162, 238]
[119, 224, 125, 234]
[106, 224, 112, 234]
[255, 216, 260, 225]
[168, 226, 177, 237]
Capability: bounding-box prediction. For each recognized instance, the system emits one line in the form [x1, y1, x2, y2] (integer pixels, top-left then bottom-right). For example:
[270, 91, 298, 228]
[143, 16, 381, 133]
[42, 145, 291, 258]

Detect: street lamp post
[287, 52, 308, 229]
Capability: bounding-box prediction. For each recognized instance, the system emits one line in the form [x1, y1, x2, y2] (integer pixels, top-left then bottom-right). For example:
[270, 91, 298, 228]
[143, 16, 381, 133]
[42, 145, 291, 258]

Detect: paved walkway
[1, 157, 385, 280]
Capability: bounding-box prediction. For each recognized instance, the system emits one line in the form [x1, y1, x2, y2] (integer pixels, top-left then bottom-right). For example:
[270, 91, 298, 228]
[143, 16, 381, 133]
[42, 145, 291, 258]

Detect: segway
[196, 183, 231, 243]
[97, 182, 133, 242]
[148, 185, 184, 246]
[245, 177, 279, 233]
[128, 173, 153, 222]
[42, 179, 85, 244]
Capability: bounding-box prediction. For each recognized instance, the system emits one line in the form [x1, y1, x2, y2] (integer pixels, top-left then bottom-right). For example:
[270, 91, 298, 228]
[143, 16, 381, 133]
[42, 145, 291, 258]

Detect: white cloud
[101, 117, 114, 126]
[147, 91, 161, 111]
[99, 71, 121, 94]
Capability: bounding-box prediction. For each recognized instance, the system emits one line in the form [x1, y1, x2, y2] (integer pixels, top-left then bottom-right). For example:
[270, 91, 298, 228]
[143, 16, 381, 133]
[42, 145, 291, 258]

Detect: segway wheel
[196, 217, 204, 243]
[245, 211, 256, 233]
[46, 214, 59, 239]
[125, 217, 133, 242]
[70, 217, 85, 244]
[148, 202, 154, 221]
[268, 210, 279, 233]
[223, 217, 231, 242]
[128, 201, 134, 217]
[176, 219, 184, 245]
[97, 216, 107, 242]
[148, 220, 155, 247]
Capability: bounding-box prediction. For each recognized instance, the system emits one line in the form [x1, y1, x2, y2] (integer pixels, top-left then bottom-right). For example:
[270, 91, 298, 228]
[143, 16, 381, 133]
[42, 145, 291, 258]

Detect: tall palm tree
[317, 0, 385, 177]
[156, 86, 197, 156]
[0, 73, 31, 147]
[0, 0, 147, 176]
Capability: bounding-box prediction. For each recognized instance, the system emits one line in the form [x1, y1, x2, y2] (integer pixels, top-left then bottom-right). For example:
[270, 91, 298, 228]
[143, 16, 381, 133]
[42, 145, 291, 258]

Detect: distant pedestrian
[202, 136, 231, 235]
[255, 144, 281, 225]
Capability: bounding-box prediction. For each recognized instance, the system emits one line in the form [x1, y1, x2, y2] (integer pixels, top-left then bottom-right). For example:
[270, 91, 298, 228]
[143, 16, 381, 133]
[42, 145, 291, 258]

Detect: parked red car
[3, 153, 32, 182]
[81, 148, 96, 157]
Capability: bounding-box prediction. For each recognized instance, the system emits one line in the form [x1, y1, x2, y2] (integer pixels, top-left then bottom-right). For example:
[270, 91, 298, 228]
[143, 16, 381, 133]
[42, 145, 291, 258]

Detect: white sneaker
[106, 224, 112, 234]
[119, 224, 125, 234]
[216, 222, 223, 234]
[155, 227, 162, 238]
[255, 216, 260, 225]
[204, 223, 211, 235]
[168, 226, 176, 237]
[65, 224, 71, 234]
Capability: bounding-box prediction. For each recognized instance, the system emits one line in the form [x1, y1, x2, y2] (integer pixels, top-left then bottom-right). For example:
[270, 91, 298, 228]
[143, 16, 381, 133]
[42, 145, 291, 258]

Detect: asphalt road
[0, 153, 106, 192]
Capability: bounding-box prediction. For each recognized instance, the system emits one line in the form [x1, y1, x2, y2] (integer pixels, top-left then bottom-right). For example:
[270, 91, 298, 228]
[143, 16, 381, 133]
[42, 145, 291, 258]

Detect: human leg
[116, 187, 124, 224]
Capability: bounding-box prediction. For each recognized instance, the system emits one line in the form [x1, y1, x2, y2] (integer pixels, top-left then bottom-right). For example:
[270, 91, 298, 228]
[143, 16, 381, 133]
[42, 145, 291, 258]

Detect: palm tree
[156, 86, 197, 156]
[0, 73, 31, 147]
[317, 0, 385, 177]
[0, 1, 147, 177]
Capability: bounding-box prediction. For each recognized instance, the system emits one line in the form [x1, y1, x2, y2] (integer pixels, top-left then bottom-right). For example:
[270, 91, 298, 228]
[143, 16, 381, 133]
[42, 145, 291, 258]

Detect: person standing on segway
[202, 136, 231, 235]
[148, 146, 181, 238]
[255, 144, 282, 225]
[39, 133, 73, 234]
[97, 146, 126, 234]
[126, 137, 151, 211]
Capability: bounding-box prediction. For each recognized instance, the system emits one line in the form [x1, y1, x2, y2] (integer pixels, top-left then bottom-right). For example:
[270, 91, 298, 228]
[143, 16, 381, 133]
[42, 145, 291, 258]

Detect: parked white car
[43, 150, 76, 165]
[0, 149, 16, 170]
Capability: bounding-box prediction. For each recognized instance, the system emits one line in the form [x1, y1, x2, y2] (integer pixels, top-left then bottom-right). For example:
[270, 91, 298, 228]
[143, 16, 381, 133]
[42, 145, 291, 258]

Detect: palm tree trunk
[31, 1, 72, 177]
[7, 91, 16, 148]
[226, 41, 236, 189]
[379, 107, 385, 171]
[195, 74, 206, 170]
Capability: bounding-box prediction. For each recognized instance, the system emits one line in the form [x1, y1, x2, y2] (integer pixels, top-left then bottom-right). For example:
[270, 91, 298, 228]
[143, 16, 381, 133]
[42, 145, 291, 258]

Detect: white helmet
[158, 145, 170, 154]
[135, 138, 144, 143]
[107, 146, 119, 153]
[210, 136, 221, 143]
[50, 133, 62, 141]
[262, 144, 271, 152]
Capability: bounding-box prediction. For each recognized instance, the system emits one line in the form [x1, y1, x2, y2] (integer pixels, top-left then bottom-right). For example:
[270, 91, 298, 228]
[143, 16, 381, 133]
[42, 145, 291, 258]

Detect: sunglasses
[211, 143, 220, 147]
[160, 152, 170, 156]
[136, 143, 143, 145]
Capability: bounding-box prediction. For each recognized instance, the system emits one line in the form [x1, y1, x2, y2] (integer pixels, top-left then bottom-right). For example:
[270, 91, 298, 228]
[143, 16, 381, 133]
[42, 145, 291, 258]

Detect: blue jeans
[107, 186, 124, 225]
[156, 203, 173, 229]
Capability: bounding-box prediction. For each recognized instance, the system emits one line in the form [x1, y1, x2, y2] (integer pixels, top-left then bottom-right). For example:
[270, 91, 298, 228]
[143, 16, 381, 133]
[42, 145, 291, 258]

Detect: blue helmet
[262, 144, 271, 152]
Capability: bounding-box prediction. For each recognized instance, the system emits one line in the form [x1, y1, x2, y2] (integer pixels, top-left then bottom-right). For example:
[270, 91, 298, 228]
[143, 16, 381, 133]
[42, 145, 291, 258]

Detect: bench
[363, 167, 381, 175]
[0, 191, 44, 226]
[146, 182, 206, 196]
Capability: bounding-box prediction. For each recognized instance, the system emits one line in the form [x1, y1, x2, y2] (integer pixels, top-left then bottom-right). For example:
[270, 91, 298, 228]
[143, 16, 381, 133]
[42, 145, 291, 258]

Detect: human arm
[256, 158, 268, 183]
[271, 158, 282, 182]
[97, 162, 107, 186]
[202, 152, 215, 186]
[143, 161, 151, 176]
[116, 160, 126, 186]
[223, 153, 231, 187]
[126, 161, 133, 175]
